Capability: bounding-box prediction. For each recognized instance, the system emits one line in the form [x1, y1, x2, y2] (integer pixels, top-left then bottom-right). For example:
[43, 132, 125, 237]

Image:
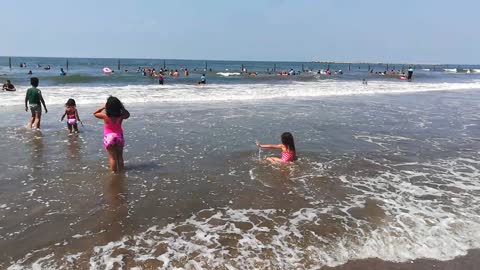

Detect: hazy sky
[1, 0, 477, 64]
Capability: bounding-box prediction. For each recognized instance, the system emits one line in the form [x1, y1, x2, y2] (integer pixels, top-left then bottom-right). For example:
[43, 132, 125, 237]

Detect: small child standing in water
[94, 96, 130, 172]
[61, 98, 82, 133]
[256, 132, 297, 163]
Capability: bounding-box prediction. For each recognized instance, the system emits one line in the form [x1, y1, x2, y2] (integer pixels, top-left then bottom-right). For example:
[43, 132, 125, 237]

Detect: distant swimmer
[27, 70, 33, 75]
[158, 73, 164, 85]
[197, 74, 206, 85]
[2, 80, 16, 91]
[184, 68, 189, 76]
[44, 65, 51, 70]
[362, 78, 368, 85]
[60, 68, 67, 76]
[173, 69, 179, 77]
[407, 66, 414, 81]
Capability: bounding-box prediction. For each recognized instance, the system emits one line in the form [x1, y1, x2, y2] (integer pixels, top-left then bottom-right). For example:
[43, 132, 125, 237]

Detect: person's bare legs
[34, 112, 41, 129]
[266, 157, 283, 164]
[28, 116, 35, 129]
[116, 145, 124, 172]
[28, 110, 36, 129]
[106, 147, 118, 172]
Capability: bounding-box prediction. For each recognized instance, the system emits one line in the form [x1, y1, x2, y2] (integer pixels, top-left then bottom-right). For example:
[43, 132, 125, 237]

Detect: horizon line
[0, 55, 476, 66]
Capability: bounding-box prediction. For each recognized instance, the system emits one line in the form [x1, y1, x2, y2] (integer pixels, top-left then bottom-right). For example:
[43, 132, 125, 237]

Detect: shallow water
[1, 88, 480, 269]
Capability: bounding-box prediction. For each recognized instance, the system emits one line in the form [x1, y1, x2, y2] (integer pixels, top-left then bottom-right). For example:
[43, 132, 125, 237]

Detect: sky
[1, 0, 478, 64]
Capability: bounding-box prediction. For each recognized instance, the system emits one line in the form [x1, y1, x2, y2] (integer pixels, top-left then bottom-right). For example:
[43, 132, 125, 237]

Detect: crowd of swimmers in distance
[18, 62, 62, 76]
[370, 66, 414, 81]
[21, 76, 296, 172]
[130, 67, 206, 85]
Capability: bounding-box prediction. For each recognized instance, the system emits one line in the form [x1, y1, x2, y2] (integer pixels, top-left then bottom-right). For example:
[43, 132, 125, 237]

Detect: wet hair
[6, 80, 11, 83]
[30, 77, 39, 87]
[66, 98, 76, 107]
[105, 96, 125, 117]
[281, 132, 296, 152]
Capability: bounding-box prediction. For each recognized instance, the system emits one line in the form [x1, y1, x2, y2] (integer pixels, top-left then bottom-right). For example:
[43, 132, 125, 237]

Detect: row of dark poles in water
[6, 57, 460, 72]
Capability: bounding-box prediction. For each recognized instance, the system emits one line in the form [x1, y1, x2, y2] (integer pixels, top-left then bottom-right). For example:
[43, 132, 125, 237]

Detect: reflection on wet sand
[66, 134, 82, 161]
[101, 173, 128, 243]
[29, 130, 44, 171]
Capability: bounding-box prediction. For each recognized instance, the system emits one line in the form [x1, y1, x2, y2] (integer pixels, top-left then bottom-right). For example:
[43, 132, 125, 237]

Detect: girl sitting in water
[94, 96, 130, 172]
[60, 98, 82, 134]
[256, 132, 297, 163]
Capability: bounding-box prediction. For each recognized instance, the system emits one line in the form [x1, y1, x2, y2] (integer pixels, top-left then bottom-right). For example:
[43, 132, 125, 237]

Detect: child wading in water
[256, 132, 297, 163]
[25, 77, 48, 130]
[94, 96, 130, 172]
[61, 98, 82, 133]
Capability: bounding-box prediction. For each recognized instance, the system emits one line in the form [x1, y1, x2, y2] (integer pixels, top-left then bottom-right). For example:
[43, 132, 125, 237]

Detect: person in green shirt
[25, 77, 48, 129]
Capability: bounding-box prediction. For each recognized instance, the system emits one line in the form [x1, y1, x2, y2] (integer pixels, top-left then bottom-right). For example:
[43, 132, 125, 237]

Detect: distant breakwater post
[118, 59, 121, 71]
[9, 57, 12, 69]
[66, 59, 69, 70]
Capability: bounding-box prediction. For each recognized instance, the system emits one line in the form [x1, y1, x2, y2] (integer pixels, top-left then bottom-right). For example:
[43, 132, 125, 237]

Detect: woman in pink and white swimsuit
[61, 98, 82, 134]
[94, 96, 130, 172]
[256, 132, 297, 164]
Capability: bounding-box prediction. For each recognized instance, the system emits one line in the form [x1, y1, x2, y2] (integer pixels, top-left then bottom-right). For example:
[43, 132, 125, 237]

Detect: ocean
[1, 57, 480, 269]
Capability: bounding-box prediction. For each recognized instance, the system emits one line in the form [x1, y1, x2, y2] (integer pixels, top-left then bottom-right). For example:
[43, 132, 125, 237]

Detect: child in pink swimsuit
[256, 132, 297, 163]
[60, 98, 82, 133]
[94, 96, 130, 172]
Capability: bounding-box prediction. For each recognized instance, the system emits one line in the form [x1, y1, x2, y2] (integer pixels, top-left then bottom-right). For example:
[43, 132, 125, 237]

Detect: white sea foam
[444, 68, 458, 73]
[216, 72, 241, 77]
[2, 80, 480, 107]
[8, 156, 480, 269]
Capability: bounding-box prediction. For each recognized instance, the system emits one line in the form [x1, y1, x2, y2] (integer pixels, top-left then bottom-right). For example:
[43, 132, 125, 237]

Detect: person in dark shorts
[158, 73, 164, 85]
[25, 77, 48, 129]
[197, 74, 206, 85]
[407, 66, 414, 81]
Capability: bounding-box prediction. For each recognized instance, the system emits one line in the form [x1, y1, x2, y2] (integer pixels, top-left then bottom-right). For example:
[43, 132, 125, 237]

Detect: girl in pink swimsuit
[60, 98, 82, 134]
[256, 132, 297, 163]
[94, 96, 130, 172]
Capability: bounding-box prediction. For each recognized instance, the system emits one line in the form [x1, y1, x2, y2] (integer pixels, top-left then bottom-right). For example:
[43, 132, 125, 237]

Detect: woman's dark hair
[66, 98, 76, 107]
[281, 132, 296, 152]
[105, 96, 125, 117]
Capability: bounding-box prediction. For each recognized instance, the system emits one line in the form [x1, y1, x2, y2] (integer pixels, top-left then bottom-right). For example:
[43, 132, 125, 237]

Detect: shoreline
[322, 249, 480, 270]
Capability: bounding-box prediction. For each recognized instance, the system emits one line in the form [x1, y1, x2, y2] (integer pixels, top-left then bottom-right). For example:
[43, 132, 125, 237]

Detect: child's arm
[25, 92, 28, 111]
[75, 109, 81, 122]
[93, 105, 106, 119]
[256, 141, 283, 149]
[39, 93, 48, 113]
[60, 110, 67, 121]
